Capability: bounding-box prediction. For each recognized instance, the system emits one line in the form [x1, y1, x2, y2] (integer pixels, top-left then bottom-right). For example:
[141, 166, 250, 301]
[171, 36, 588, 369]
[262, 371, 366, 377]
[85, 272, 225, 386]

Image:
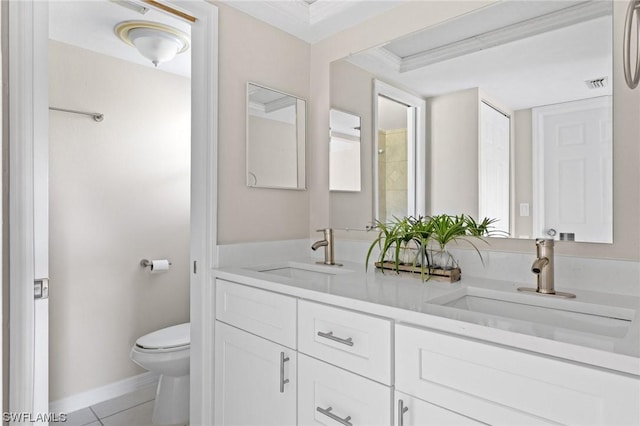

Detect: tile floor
[64, 385, 183, 426]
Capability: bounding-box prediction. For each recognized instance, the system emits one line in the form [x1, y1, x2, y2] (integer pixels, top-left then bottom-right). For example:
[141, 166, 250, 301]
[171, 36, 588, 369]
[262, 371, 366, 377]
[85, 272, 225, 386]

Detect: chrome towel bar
[49, 106, 104, 122]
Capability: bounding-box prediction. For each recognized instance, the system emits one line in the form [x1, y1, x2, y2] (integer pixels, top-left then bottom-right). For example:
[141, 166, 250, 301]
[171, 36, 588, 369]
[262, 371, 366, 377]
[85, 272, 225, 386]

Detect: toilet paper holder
[140, 259, 172, 268]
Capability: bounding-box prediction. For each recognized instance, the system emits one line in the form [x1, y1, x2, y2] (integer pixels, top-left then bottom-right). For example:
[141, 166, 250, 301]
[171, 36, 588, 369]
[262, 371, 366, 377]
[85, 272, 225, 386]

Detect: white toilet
[130, 323, 190, 425]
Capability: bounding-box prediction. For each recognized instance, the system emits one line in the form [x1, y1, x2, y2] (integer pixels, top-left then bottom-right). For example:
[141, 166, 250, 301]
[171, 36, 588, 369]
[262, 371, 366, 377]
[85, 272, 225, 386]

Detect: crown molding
[221, 0, 405, 44]
[397, 1, 612, 73]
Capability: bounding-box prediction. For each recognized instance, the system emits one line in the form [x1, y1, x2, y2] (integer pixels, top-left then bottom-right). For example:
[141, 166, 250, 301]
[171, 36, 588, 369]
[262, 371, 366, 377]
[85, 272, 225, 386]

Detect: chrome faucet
[531, 239, 554, 294]
[518, 239, 575, 298]
[311, 228, 342, 266]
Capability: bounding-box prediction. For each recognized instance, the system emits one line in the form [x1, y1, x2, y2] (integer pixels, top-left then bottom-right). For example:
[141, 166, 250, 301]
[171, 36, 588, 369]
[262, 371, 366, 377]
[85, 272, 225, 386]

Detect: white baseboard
[49, 371, 159, 414]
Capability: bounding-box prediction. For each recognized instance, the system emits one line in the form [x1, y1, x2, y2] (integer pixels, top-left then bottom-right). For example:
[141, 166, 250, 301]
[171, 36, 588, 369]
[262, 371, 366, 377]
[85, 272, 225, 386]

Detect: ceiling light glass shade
[115, 21, 190, 67]
[128, 28, 183, 66]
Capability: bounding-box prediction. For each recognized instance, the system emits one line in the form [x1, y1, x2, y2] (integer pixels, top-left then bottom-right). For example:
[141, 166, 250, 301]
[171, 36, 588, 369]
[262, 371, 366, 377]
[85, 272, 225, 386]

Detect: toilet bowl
[130, 323, 190, 425]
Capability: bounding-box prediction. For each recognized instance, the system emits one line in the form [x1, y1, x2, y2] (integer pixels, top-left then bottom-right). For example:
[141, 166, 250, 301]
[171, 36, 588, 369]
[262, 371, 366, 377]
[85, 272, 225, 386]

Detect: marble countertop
[213, 258, 640, 376]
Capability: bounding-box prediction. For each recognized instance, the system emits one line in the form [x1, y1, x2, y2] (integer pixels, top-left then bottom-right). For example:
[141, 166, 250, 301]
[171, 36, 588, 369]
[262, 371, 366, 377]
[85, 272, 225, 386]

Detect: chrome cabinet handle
[279, 352, 290, 393]
[316, 406, 352, 426]
[398, 399, 409, 426]
[317, 331, 354, 347]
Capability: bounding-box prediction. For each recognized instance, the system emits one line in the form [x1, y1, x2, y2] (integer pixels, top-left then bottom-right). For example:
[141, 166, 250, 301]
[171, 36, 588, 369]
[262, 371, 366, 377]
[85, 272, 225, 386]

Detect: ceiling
[49, 0, 192, 77]
[48, 0, 407, 77]
[222, 0, 406, 44]
[49, 0, 613, 110]
[346, 0, 613, 110]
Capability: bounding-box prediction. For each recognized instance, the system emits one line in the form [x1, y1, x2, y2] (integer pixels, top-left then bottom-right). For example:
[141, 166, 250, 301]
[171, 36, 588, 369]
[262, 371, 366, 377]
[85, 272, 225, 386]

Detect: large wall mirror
[329, 0, 613, 243]
[247, 82, 306, 189]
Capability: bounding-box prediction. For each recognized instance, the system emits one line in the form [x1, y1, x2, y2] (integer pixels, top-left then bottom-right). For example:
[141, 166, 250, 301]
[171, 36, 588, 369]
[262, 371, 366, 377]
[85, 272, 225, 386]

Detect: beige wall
[314, 1, 640, 260]
[49, 41, 190, 400]
[215, 2, 311, 244]
[247, 116, 297, 188]
[513, 109, 533, 238]
[427, 88, 479, 216]
[329, 60, 374, 229]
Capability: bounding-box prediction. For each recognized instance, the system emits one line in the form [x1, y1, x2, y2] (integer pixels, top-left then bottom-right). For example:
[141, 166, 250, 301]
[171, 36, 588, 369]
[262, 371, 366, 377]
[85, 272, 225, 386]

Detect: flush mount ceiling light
[115, 21, 189, 67]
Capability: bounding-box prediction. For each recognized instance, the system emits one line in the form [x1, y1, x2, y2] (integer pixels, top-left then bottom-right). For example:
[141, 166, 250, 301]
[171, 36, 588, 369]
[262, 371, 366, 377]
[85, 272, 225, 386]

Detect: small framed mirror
[330, 109, 361, 192]
[246, 82, 306, 189]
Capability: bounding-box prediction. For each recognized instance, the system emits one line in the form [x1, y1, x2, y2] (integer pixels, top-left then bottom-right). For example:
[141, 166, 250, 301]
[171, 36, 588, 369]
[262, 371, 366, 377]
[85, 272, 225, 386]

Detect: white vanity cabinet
[211, 275, 639, 426]
[214, 322, 297, 426]
[214, 279, 394, 426]
[395, 323, 640, 426]
[214, 280, 298, 426]
[297, 300, 393, 425]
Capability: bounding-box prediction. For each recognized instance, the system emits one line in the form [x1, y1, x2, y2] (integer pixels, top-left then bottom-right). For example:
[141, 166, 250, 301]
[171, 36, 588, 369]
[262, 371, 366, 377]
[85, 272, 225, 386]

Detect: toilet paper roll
[150, 259, 170, 274]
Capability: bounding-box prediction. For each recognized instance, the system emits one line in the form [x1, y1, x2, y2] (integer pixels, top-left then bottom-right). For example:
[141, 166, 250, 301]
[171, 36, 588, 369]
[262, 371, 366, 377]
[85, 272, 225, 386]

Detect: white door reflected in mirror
[246, 82, 306, 190]
[330, 109, 361, 192]
[533, 96, 613, 243]
[479, 102, 510, 235]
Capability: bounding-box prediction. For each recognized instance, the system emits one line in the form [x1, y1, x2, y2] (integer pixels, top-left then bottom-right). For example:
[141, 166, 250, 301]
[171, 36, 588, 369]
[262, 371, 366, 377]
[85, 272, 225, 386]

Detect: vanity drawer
[215, 279, 296, 348]
[396, 324, 640, 425]
[298, 354, 392, 426]
[298, 299, 392, 385]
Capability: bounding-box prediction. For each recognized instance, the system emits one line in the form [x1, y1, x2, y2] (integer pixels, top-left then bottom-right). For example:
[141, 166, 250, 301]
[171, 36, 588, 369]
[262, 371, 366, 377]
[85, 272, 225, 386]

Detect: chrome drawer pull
[398, 399, 409, 426]
[279, 352, 290, 393]
[317, 331, 354, 347]
[316, 406, 353, 426]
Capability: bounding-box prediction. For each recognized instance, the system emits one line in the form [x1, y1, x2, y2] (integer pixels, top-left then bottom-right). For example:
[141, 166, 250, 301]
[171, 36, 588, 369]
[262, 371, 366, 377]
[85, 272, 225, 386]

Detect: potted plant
[427, 214, 505, 270]
[365, 216, 431, 279]
[366, 214, 505, 281]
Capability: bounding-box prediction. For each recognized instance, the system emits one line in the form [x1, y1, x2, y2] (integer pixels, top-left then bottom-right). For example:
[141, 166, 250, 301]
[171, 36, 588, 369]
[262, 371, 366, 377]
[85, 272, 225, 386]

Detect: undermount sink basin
[429, 287, 635, 339]
[251, 261, 353, 281]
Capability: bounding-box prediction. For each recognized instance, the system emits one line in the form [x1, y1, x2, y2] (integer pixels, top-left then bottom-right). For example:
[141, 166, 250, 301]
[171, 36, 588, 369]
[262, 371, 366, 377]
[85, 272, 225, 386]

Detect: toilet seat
[135, 323, 190, 350]
[130, 322, 191, 425]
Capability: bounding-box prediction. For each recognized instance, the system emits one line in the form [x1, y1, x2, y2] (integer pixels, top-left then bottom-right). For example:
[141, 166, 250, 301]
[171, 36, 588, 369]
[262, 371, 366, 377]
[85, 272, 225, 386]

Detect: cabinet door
[394, 391, 484, 426]
[215, 321, 296, 426]
[298, 354, 392, 426]
[396, 324, 640, 425]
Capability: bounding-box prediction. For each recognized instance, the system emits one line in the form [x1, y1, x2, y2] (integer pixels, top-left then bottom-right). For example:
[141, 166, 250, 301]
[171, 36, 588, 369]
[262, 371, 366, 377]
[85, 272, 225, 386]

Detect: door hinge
[34, 278, 49, 300]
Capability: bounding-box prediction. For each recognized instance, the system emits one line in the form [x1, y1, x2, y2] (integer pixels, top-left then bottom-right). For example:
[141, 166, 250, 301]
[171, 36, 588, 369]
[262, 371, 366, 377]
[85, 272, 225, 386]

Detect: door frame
[7, 0, 48, 415]
[5, 1, 218, 423]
